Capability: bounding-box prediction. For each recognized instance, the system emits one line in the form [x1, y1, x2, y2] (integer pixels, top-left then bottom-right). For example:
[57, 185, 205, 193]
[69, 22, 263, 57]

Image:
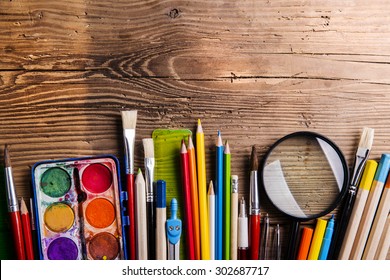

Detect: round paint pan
[40, 167, 71, 198]
[81, 163, 112, 194]
[85, 198, 115, 229]
[47, 237, 78, 260]
[88, 232, 119, 260]
[44, 202, 75, 233]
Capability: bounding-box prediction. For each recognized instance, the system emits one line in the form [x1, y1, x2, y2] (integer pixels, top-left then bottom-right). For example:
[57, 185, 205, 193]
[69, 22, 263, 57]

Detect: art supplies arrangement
[31, 156, 127, 260]
[3, 110, 390, 261]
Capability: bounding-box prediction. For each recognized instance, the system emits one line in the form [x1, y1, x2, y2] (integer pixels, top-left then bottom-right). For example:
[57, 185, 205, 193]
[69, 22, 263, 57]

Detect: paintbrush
[121, 110, 137, 260]
[74, 167, 87, 259]
[249, 146, 260, 260]
[330, 127, 374, 259]
[143, 138, 156, 260]
[4, 145, 26, 260]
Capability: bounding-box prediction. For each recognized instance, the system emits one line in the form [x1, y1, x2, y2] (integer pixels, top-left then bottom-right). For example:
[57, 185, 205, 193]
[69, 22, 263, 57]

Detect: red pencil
[180, 140, 195, 260]
[20, 198, 34, 260]
[4, 145, 26, 260]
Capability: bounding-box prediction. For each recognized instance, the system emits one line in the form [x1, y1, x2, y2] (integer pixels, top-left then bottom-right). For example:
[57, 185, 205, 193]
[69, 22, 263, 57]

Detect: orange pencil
[188, 135, 201, 260]
[297, 227, 313, 260]
[20, 198, 34, 260]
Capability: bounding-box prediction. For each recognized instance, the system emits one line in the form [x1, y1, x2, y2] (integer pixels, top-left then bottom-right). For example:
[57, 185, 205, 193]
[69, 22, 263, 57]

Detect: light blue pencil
[216, 131, 224, 260]
[318, 215, 335, 260]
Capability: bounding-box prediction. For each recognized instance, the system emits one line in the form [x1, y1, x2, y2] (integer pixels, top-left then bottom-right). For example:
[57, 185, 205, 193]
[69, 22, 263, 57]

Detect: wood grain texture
[1, 0, 390, 259]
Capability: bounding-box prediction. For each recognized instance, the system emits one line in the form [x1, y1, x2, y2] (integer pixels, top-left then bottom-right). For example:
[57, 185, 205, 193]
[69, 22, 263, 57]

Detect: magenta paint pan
[31, 155, 128, 260]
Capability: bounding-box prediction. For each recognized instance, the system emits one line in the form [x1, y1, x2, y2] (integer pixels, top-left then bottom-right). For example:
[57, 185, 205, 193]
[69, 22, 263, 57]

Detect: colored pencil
[375, 213, 390, 259]
[318, 215, 335, 260]
[20, 198, 34, 260]
[121, 110, 137, 260]
[215, 131, 223, 260]
[143, 138, 156, 260]
[4, 145, 25, 260]
[180, 140, 195, 260]
[135, 169, 147, 260]
[238, 197, 249, 260]
[338, 160, 378, 259]
[297, 227, 313, 260]
[331, 127, 374, 259]
[307, 218, 327, 260]
[230, 175, 239, 260]
[196, 119, 210, 260]
[223, 140, 231, 260]
[208, 181, 216, 260]
[350, 153, 390, 259]
[363, 169, 390, 259]
[156, 180, 167, 260]
[187, 135, 201, 260]
[249, 146, 260, 260]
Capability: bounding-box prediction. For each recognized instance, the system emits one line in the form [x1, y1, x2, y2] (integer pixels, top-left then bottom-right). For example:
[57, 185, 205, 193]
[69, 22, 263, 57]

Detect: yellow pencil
[197, 119, 210, 260]
[307, 218, 327, 260]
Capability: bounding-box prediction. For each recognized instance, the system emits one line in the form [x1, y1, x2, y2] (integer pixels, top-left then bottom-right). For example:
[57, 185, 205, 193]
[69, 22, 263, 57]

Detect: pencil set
[4, 113, 390, 261]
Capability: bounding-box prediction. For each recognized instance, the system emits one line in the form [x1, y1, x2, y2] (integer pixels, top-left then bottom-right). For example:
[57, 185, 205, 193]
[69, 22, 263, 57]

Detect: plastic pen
[318, 215, 335, 260]
[156, 180, 167, 260]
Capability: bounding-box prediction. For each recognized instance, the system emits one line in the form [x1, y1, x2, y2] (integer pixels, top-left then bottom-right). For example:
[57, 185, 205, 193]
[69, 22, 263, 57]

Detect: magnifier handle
[287, 221, 300, 260]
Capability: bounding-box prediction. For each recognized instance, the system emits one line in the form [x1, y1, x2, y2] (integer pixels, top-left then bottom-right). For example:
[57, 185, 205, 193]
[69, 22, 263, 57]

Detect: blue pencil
[216, 131, 224, 260]
[318, 215, 335, 260]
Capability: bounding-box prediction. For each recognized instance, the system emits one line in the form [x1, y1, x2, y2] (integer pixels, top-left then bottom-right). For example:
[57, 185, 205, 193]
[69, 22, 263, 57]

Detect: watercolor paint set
[31, 155, 128, 260]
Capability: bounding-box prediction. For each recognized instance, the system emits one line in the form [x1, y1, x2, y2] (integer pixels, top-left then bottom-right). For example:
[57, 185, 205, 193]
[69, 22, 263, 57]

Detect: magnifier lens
[262, 133, 347, 220]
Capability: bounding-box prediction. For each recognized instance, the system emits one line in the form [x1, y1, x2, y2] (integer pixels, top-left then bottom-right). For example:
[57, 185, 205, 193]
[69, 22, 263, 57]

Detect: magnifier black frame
[260, 131, 350, 222]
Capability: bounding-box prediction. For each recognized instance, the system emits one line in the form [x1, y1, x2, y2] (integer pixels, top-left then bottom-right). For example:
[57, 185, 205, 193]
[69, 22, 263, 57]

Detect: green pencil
[223, 140, 231, 260]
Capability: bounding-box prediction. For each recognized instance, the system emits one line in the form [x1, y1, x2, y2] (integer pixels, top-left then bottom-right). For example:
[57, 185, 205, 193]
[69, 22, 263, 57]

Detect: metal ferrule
[145, 157, 155, 202]
[123, 129, 135, 174]
[249, 170, 260, 215]
[5, 167, 19, 212]
[231, 177, 238, 193]
[350, 148, 370, 192]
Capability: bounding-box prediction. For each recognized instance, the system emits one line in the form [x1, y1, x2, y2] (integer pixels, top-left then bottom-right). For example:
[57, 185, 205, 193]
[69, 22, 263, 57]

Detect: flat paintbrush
[143, 138, 156, 260]
[330, 127, 374, 259]
[121, 110, 137, 260]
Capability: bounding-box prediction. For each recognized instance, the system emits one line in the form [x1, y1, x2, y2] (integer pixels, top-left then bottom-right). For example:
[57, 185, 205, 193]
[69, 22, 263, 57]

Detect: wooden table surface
[1, 0, 390, 260]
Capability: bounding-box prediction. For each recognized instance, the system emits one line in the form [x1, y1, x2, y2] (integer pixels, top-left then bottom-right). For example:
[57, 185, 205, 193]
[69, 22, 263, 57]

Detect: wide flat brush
[121, 110, 137, 260]
[143, 138, 156, 260]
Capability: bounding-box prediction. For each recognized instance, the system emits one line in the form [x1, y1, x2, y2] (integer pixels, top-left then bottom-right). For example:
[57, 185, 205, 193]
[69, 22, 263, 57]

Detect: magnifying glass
[261, 131, 349, 259]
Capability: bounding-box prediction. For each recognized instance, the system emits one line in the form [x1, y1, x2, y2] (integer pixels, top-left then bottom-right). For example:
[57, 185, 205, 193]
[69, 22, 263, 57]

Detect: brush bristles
[121, 110, 137, 129]
[359, 127, 374, 150]
[4, 144, 11, 167]
[142, 138, 154, 158]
